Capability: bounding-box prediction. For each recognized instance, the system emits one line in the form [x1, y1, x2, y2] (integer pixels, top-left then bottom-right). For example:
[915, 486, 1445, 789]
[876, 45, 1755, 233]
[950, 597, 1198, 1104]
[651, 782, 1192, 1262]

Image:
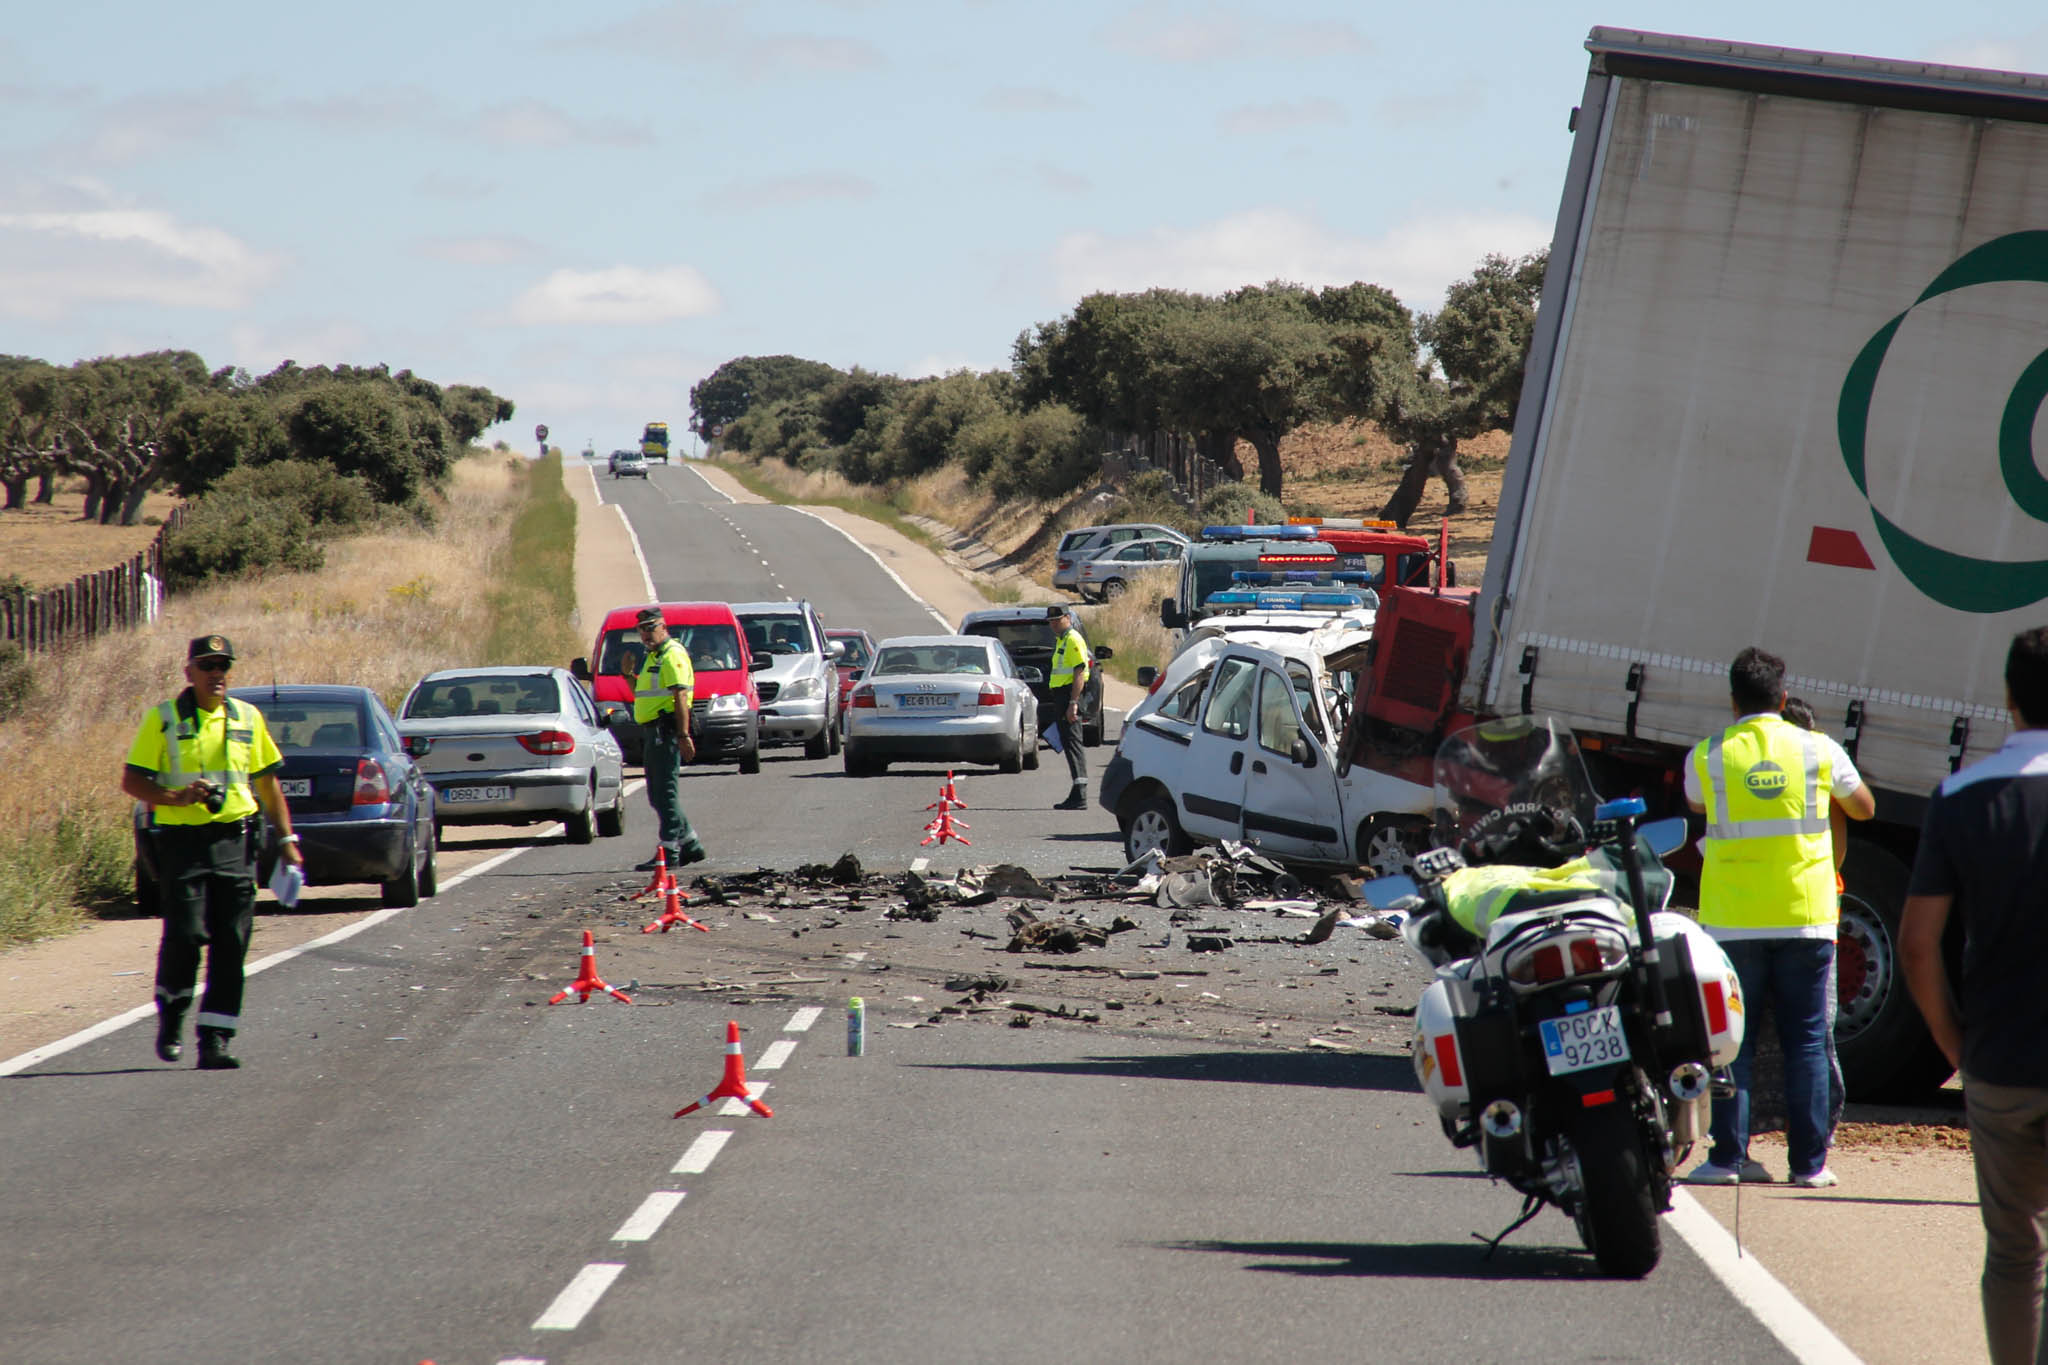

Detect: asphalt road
[0, 461, 1807, 1365]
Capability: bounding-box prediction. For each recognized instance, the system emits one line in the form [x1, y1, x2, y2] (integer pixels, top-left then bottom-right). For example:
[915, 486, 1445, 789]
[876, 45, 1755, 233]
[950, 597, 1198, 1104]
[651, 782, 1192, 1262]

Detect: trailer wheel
[1834, 841, 1955, 1102]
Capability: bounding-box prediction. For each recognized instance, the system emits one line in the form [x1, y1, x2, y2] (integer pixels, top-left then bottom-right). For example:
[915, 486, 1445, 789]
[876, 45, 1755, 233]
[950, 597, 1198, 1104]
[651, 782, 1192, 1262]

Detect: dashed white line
[672, 1129, 733, 1174]
[532, 1262, 625, 1331]
[786, 1006, 823, 1032]
[755, 1039, 798, 1071]
[611, 1190, 686, 1242]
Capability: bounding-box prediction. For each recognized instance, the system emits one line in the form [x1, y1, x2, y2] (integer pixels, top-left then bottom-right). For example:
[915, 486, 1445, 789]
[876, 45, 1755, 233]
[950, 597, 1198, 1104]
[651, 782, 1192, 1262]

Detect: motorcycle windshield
[1431, 715, 1600, 851]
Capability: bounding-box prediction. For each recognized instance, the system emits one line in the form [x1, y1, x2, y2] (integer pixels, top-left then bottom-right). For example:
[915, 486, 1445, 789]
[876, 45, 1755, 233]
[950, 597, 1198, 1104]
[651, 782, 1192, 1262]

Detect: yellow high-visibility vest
[634, 638, 694, 725]
[1050, 629, 1090, 689]
[1691, 715, 1836, 935]
[125, 694, 276, 826]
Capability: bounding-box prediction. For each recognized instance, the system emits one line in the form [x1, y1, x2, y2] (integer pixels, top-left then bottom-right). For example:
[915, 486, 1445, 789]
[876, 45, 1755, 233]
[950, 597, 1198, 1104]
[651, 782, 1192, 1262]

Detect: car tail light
[976, 685, 1005, 707]
[353, 758, 392, 806]
[519, 729, 576, 755]
[852, 686, 877, 709]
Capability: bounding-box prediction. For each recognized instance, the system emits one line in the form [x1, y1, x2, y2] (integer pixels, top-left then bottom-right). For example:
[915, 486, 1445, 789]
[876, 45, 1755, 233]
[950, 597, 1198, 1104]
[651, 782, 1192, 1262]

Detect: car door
[1238, 663, 1346, 862]
[370, 699, 430, 846]
[567, 676, 622, 799]
[1178, 653, 1262, 844]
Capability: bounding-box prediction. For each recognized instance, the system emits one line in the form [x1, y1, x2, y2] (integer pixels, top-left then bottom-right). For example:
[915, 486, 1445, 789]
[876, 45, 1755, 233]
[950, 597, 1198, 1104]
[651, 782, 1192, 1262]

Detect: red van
[571, 602, 765, 772]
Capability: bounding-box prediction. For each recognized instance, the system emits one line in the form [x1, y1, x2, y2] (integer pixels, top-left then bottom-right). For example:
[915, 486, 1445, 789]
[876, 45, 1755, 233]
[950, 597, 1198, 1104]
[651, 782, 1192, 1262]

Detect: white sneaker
[1738, 1158, 1776, 1183]
[1791, 1167, 1839, 1189]
[1685, 1162, 1741, 1185]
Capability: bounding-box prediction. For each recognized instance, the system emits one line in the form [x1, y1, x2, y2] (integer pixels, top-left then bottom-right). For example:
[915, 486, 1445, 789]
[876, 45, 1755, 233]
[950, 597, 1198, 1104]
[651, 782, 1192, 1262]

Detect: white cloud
[906, 354, 996, 380]
[569, 2, 886, 75]
[225, 318, 372, 373]
[416, 234, 542, 265]
[1098, 5, 1367, 63]
[0, 204, 283, 318]
[1218, 98, 1345, 137]
[1927, 28, 2048, 74]
[713, 173, 875, 211]
[1048, 207, 1552, 313]
[472, 99, 653, 149]
[507, 265, 721, 325]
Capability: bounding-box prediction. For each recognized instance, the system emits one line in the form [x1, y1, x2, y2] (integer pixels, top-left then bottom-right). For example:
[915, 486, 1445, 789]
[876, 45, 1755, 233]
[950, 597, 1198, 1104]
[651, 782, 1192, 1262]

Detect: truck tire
[1835, 841, 1955, 1102]
[1569, 1102, 1662, 1279]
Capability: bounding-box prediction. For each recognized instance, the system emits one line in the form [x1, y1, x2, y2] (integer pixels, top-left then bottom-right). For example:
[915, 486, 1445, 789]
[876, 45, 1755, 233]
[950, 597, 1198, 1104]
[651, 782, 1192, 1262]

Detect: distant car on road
[841, 635, 1041, 775]
[135, 684, 439, 911]
[611, 448, 648, 478]
[957, 606, 1112, 746]
[824, 627, 876, 719]
[398, 666, 626, 845]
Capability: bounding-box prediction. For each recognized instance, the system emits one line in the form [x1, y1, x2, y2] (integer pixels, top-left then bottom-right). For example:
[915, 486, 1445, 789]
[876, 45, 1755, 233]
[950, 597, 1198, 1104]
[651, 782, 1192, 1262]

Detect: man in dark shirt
[1903, 625, 2048, 1365]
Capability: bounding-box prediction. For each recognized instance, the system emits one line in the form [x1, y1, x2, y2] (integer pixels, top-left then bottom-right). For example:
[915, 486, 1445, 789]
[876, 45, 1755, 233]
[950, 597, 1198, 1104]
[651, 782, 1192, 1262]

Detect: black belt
[157, 817, 258, 838]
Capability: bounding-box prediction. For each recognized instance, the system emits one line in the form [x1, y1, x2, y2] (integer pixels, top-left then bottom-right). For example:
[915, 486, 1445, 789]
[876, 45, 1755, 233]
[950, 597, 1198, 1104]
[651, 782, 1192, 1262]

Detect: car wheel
[804, 726, 831, 760]
[1101, 578, 1127, 601]
[419, 826, 439, 898]
[1082, 719, 1103, 747]
[998, 725, 1024, 774]
[739, 744, 762, 774]
[566, 783, 597, 844]
[1121, 791, 1192, 864]
[381, 841, 422, 908]
[1022, 727, 1040, 770]
[596, 785, 625, 838]
[827, 714, 842, 755]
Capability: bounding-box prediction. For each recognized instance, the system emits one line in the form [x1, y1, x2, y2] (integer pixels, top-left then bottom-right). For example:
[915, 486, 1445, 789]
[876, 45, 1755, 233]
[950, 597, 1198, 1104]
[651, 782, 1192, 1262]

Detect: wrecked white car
[1099, 603, 1432, 875]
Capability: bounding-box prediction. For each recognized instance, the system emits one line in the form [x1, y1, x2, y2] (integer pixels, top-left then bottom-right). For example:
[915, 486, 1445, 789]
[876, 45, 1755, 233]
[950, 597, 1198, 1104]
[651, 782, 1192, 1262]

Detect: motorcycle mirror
[1360, 873, 1418, 910]
[1641, 816, 1686, 857]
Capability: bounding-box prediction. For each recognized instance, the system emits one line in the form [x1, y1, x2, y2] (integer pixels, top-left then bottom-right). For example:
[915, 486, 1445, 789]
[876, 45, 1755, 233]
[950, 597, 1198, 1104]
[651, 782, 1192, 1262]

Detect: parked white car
[1099, 610, 1431, 872]
[734, 600, 843, 759]
[1053, 523, 1189, 592]
[1074, 536, 1187, 602]
[397, 666, 627, 844]
[842, 635, 1042, 775]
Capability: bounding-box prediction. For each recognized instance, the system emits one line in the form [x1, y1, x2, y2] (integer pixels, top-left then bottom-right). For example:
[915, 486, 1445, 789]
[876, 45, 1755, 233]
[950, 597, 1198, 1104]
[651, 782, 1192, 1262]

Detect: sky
[4, 3, 2045, 456]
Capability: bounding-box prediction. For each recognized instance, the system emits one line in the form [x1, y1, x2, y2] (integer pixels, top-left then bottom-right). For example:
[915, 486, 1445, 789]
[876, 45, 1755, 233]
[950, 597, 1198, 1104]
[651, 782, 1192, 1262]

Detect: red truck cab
[572, 602, 765, 773]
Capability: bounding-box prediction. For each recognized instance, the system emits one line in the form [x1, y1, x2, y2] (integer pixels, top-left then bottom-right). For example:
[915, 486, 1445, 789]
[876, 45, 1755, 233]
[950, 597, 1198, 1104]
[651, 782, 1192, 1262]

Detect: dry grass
[0, 454, 531, 945]
[1081, 578, 1176, 687]
[0, 480, 183, 589]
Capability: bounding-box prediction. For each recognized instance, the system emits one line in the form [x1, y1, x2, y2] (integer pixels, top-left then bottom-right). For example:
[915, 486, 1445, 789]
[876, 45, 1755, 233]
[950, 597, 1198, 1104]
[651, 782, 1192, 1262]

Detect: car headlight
[705, 693, 747, 714]
[781, 676, 823, 701]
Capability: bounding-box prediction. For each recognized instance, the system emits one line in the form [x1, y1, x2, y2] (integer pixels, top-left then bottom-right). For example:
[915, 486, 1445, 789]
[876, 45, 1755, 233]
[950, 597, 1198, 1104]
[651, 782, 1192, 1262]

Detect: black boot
[1054, 788, 1088, 811]
[196, 1028, 241, 1071]
[154, 1012, 184, 1063]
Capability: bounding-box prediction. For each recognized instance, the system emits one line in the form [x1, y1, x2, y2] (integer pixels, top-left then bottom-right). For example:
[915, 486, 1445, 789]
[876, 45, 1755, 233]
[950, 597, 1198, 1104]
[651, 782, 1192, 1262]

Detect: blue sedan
[133, 685, 439, 910]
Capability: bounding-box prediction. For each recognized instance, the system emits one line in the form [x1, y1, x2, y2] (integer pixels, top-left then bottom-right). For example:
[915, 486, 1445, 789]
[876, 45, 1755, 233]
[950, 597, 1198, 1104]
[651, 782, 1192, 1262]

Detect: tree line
[0, 351, 512, 525]
[689, 250, 1545, 523]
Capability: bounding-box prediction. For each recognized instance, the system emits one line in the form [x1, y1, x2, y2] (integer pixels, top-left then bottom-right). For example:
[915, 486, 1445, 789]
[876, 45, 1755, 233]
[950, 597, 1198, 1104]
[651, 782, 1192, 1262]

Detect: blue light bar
[1299, 592, 1366, 608]
[1204, 590, 1261, 606]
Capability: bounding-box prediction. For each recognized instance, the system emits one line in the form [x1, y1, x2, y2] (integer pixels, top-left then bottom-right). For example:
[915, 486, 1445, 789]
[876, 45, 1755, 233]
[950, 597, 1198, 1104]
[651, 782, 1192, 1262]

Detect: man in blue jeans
[1902, 626, 2048, 1365]
[1683, 647, 1875, 1187]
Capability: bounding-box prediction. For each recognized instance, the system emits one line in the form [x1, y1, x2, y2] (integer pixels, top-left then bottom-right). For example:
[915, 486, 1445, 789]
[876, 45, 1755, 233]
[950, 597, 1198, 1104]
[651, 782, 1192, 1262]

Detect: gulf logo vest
[1690, 716, 1836, 933]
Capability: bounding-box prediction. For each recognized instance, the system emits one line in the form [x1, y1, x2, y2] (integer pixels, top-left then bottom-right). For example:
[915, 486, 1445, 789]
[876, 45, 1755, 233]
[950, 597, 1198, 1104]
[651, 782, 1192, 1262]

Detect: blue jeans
[1708, 937, 1835, 1178]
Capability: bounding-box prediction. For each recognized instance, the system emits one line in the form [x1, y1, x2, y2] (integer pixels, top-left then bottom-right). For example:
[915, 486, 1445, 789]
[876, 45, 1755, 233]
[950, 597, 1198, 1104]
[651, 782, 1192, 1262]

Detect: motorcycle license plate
[1539, 1005, 1630, 1076]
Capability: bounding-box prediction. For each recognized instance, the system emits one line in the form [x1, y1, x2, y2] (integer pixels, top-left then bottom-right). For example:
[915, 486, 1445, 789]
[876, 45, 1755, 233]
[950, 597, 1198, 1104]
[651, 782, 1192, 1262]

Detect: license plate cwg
[279, 778, 311, 798]
[1539, 1005, 1631, 1076]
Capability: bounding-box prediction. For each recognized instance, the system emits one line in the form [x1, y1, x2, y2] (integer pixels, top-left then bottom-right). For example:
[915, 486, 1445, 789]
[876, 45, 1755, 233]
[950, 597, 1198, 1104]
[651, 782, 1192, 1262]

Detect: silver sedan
[841, 635, 1043, 776]
[398, 666, 627, 843]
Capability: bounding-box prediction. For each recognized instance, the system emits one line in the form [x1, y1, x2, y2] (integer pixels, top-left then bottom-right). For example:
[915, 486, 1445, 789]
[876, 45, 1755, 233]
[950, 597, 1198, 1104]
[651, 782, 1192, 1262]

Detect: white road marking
[586, 459, 604, 506]
[672, 1129, 733, 1174]
[782, 507, 950, 629]
[755, 1039, 798, 1070]
[682, 463, 735, 504]
[1665, 1193, 1865, 1364]
[785, 1006, 823, 1032]
[717, 1081, 770, 1116]
[532, 1262, 625, 1331]
[615, 503, 657, 599]
[611, 1190, 685, 1242]
[496, 1357, 548, 1364]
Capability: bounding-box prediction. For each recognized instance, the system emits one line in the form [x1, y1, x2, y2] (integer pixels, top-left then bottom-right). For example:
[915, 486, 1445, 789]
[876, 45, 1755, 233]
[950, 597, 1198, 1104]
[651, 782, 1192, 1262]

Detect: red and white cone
[921, 770, 971, 846]
[642, 878, 709, 934]
[547, 930, 633, 1005]
[673, 1020, 773, 1118]
[632, 847, 672, 902]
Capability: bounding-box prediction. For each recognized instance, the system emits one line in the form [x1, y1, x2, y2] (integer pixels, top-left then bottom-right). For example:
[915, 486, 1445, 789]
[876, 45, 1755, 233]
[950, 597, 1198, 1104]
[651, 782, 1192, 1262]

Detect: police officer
[1045, 605, 1093, 811]
[121, 634, 300, 1070]
[1683, 646, 1874, 1187]
[632, 607, 708, 871]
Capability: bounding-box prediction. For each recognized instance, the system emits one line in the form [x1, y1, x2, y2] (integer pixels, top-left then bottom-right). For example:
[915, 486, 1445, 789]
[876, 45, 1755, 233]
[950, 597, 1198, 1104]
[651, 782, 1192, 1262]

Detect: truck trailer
[1353, 29, 2048, 1101]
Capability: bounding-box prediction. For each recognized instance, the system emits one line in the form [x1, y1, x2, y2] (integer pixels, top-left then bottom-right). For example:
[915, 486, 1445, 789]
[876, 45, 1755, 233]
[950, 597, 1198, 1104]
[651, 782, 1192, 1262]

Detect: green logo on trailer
[1837, 230, 2048, 614]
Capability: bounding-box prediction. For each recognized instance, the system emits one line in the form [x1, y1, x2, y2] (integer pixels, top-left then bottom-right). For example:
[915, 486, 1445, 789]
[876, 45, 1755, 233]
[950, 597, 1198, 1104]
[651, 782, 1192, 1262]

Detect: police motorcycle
[1364, 716, 1744, 1277]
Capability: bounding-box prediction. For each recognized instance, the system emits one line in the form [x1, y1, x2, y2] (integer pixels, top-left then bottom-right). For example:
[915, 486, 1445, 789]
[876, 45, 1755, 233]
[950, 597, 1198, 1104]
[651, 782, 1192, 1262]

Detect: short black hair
[2006, 627, 2048, 727]
[1729, 646, 1786, 715]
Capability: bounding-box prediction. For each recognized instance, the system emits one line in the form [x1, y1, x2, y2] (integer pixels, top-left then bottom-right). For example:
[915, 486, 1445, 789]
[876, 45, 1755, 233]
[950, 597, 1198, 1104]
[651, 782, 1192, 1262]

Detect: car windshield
[873, 644, 992, 676]
[963, 619, 1066, 656]
[741, 613, 808, 656]
[597, 624, 743, 676]
[250, 701, 364, 751]
[406, 674, 560, 718]
[830, 635, 872, 668]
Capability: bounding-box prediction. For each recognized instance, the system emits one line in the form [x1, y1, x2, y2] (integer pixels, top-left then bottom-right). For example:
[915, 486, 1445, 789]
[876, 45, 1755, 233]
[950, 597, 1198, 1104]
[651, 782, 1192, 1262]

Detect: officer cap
[187, 634, 235, 662]
[1045, 604, 1069, 622]
[635, 606, 665, 628]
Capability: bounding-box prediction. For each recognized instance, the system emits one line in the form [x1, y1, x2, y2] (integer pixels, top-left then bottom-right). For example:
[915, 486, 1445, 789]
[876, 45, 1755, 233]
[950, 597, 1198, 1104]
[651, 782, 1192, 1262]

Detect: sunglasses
[193, 659, 233, 673]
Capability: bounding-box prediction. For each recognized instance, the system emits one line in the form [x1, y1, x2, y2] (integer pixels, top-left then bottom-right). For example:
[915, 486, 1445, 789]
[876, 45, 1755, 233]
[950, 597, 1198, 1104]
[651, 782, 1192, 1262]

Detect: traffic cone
[673, 1020, 773, 1118]
[642, 878, 709, 934]
[547, 930, 634, 1005]
[632, 846, 671, 901]
[921, 771, 972, 846]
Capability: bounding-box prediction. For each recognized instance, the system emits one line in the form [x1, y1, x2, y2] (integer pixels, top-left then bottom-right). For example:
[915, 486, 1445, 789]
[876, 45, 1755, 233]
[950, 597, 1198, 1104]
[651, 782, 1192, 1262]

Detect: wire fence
[2, 507, 183, 654]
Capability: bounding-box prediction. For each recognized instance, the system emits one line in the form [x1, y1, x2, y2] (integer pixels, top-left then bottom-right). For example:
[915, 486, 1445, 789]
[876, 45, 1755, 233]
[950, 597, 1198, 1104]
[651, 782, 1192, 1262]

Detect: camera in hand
[198, 780, 226, 815]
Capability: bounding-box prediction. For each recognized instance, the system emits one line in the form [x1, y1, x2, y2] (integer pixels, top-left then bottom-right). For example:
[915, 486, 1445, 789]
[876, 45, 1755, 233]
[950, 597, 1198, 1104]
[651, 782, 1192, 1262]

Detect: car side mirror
[749, 655, 774, 672]
[593, 710, 613, 730]
[826, 640, 845, 659]
[1016, 666, 1044, 685]
[1291, 736, 1317, 769]
[1135, 666, 1158, 689]
[1093, 645, 1113, 661]
[570, 657, 591, 682]
[1160, 598, 1184, 629]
